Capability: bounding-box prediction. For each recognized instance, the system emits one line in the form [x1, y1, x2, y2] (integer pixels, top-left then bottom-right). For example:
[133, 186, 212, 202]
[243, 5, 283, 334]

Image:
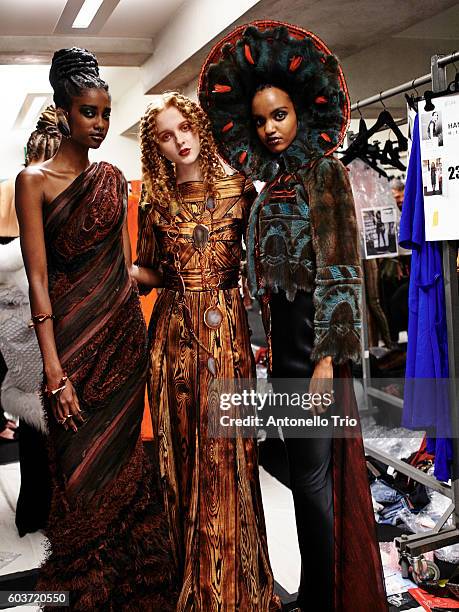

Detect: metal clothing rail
[355, 52, 459, 561]
[351, 51, 459, 111]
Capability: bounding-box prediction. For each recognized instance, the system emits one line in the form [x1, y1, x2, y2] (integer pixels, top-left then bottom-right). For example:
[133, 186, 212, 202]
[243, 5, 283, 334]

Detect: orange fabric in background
[127, 181, 156, 440]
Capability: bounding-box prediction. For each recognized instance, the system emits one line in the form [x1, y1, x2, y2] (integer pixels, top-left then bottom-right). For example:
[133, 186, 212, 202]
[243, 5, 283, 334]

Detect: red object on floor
[409, 434, 435, 467]
[409, 586, 459, 609]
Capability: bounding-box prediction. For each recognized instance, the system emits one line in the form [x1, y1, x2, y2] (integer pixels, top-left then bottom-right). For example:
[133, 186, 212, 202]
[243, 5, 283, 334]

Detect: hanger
[340, 136, 388, 178]
[379, 140, 406, 171]
[405, 79, 422, 113]
[405, 93, 418, 112]
[362, 109, 408, 152]
[341, 96, 407, 170]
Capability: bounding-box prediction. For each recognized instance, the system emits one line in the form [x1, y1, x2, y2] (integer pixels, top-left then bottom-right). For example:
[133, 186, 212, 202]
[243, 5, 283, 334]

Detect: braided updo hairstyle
[25, 106, 61, 166]
[49, 47, 108, 110]
[139, 92, 225, 215]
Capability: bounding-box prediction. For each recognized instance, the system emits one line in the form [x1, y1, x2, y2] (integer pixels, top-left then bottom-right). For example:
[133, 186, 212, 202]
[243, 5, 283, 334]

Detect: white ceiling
[0, 0, 67, 36]
[99, 0, 185, 37]
[0, 0, 186, 36]
[0, 64, 140, 133]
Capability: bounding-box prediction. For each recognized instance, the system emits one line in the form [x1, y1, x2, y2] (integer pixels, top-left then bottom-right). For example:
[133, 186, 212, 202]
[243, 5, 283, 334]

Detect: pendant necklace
[172, 187, 222, 376]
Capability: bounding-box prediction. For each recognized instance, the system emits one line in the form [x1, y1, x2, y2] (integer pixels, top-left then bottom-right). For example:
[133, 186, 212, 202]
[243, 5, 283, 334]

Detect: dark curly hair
[49, 47, 109, 109]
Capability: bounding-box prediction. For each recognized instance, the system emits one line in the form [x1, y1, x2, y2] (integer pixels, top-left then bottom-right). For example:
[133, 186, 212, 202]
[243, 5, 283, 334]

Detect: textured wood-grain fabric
[137, 174, 280, 611]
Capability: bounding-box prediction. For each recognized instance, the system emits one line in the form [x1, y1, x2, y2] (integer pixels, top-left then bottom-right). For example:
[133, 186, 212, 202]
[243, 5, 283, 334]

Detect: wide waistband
[163, 267, 240, 292]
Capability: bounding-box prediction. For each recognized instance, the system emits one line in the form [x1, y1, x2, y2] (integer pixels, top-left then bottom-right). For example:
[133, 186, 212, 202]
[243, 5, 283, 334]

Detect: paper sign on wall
[419, 95, 459, 240]
[361, 206, 398, 259]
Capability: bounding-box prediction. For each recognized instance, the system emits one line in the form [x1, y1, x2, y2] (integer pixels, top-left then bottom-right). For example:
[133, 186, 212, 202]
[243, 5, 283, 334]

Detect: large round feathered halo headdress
[198, 20, 350, 182]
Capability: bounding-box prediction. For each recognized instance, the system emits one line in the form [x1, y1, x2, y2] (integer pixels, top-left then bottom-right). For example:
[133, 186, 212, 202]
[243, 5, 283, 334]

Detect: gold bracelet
[28, 313, 56, 328]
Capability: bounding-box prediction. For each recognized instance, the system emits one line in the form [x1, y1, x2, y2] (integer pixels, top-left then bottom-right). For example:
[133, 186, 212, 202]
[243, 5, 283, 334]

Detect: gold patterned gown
[136, 174, 280, 612]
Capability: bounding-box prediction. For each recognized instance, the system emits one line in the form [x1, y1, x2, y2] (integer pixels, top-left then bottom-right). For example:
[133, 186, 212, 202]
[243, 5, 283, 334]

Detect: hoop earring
[56, 109, 70, 138]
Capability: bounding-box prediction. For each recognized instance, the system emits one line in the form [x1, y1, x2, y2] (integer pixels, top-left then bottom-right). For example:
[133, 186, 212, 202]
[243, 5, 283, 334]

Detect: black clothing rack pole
[351, 51, 459, 111]
[354, 52, 459, 558]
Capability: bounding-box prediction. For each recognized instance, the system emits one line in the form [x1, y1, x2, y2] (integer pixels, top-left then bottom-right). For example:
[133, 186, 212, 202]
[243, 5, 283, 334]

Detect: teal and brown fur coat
[247, 155, 362, 365]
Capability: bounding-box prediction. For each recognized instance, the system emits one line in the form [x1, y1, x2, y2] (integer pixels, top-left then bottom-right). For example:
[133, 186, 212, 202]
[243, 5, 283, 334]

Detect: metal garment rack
[353, 52, 459, 558]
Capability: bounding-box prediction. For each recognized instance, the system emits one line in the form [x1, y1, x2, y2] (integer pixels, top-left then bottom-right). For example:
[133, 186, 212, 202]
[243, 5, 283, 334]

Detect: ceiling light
[72, 0, 105, 29]
[21, 95, 48, 129]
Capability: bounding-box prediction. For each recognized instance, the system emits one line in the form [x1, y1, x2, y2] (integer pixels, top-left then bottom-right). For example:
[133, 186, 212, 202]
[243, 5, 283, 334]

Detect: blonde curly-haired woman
[133, 92, 280, 612]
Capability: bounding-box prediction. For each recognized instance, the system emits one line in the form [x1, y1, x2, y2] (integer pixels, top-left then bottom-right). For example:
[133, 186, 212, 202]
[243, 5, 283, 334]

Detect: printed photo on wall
[420, 109, 444, 146]
[422, 157, 443, 196]
[361, 207, 398, 259]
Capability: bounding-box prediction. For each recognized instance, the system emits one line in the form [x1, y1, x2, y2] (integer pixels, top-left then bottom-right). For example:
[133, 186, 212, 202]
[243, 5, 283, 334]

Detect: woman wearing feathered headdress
[200, 21, 386, 612]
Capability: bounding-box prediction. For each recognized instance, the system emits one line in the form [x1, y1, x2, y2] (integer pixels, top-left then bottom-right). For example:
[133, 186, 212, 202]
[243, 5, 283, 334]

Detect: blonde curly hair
[139, 92, 225, 214]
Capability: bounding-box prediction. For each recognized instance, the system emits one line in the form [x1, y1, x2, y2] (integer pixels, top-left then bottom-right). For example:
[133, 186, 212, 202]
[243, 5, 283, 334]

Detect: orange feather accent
[222, 121, 234, 133]
[315, 96, 328, 104]
[239, 151, 248, 164]
[244, 44, 255, 65]
[213, 84, 232, 93]
[289, 56, 303, 72]
[320, 132, 332, 142]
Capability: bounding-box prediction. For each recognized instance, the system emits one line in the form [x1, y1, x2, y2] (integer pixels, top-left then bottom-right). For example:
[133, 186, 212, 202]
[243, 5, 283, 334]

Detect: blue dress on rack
[399, 114, 451, 482]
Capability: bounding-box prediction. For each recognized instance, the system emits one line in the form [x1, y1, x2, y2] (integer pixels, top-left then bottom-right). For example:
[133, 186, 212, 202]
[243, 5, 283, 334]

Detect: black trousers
[16, 420, 51, 536]
[270, 290, 334, 611]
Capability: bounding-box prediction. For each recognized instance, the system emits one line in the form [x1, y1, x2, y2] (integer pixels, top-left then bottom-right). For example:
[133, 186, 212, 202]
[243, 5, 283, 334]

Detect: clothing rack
[351, 52, 459, 112]
[355, 53, 459, 560]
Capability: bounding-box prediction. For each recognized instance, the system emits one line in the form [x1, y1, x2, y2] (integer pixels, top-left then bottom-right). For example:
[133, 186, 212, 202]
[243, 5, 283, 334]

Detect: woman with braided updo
[133, 92, 280, 611]
[15, 47, 175, 610]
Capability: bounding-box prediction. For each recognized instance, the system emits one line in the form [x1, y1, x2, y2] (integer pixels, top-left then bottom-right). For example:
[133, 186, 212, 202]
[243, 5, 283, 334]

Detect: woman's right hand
[130, 263, 163, 289]
[48, 378, 84, 432]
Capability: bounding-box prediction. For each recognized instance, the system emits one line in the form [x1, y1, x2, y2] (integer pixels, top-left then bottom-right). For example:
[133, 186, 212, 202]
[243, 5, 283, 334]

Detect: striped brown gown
[137, 175, 280, 611]
[36, 162, 175, 611]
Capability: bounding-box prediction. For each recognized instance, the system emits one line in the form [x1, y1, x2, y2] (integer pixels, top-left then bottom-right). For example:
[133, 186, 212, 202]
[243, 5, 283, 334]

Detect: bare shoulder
[15, 165, 45, 191]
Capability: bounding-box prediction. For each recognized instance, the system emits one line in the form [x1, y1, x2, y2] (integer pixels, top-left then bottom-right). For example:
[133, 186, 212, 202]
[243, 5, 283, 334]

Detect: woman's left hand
[308, 356, 334, 416]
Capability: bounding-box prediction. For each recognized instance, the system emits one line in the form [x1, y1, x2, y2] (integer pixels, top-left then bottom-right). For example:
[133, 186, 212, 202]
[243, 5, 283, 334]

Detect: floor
[0, 458, 301, 599]
[0, 447, 417, 610]
[0, 462, 46, 577]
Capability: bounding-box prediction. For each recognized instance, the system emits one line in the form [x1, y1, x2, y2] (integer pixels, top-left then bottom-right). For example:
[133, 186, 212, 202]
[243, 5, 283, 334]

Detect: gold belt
[163, 268, 240, 291]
